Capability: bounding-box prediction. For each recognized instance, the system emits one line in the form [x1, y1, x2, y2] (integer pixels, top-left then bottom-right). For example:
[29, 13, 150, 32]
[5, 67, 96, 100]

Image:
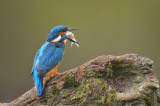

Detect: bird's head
[47, 25, 79, 47]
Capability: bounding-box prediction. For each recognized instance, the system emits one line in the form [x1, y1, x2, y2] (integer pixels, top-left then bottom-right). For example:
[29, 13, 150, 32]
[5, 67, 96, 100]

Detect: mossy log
[1, 54, 160, 106]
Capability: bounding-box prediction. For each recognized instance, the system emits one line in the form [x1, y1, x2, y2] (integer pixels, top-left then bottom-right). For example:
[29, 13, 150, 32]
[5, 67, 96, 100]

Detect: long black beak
[68, 28, 80, 31]
[67, 37, 79, 45]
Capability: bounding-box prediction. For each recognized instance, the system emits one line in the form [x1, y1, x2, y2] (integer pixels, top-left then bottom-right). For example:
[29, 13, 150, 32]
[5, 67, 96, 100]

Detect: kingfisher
[31, 25, 80, 96]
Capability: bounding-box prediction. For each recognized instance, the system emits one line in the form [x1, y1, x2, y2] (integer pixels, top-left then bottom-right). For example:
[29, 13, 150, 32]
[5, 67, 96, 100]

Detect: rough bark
[1, 54, 160, 106]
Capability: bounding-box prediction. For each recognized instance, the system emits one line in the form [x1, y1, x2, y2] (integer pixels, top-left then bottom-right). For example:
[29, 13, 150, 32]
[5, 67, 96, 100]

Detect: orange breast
[43, 61, 61, 88]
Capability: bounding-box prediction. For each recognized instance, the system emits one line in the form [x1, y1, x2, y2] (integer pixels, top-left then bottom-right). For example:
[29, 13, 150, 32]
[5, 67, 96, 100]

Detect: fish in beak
[66, 31, 79, 48]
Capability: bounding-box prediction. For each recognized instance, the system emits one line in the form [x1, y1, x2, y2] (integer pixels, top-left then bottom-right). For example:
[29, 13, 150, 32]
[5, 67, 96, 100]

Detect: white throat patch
[51, 36, 61, 43]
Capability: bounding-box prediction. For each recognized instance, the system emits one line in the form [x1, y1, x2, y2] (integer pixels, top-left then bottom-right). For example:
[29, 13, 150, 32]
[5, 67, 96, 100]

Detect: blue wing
[31, 49, 40, 74]
[33, 42, 65, 76]
[32, 42, 65, 96]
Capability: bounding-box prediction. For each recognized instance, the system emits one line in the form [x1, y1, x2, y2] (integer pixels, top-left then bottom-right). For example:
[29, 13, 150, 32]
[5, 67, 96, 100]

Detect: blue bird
[31, 25, 80, 96]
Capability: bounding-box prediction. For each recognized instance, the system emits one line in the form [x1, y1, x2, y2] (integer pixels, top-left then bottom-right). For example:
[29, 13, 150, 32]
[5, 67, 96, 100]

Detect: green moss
[97, 95, 107, 104]
[97, 87, 117, 105]
[95, 70, 112, 79]
[95, 71, 107, 77]
[87, 72, 96, 77]
[157, 96, 160, 103]
[79, 101, 86, 106]
[87, 68, 112, 79]
[126, 63, 132, 71]
[71, 84, 86, 100]
[47, 85, 60, 98]
[111, 58, 124, 71]
[63, 92, 70, 98]
[113, 59, 132, 72]
[86, 61, 114, 79]
[52, 86, 60, 94]
[145, 97, 152, 106]
[105, 59, 133, 77]
[99, 79, 108, 91]
[63, 76, 80, 88]
[93, 92, 98, 98]
[103, 59, 126, 78]
[87, 58, 132, 80]
[71, 79, 92, 100]
[106, 67, 113, 77]
[85, 80, 92, 89]
[107, 89, 117, 104]
[87, 71, 104, 78]
[78, 98, 87, 106]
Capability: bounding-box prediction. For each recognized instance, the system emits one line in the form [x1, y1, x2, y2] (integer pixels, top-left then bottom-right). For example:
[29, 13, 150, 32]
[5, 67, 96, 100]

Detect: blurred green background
[0, 0, 160, 102]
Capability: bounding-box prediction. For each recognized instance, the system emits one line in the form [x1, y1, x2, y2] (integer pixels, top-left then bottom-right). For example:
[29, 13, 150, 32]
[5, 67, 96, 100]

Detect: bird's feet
[55, 72, 60, 75]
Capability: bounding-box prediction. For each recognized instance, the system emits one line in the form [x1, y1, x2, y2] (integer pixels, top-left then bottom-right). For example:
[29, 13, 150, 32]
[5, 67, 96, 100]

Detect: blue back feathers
[32, 42, 65, 96]
[35, 42, 65, 74]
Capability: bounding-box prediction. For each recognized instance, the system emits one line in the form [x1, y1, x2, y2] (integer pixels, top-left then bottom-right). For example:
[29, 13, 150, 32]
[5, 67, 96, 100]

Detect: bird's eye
[63, 28, 67, 32]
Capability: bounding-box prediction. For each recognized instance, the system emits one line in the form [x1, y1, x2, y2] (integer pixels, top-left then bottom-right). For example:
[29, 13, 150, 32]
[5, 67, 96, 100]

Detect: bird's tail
[32, 70, 43, 96]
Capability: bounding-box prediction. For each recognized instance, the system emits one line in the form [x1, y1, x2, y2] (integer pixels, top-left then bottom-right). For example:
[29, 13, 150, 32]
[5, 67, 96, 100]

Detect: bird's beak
[66, 31, 79, 47]
[67, 37, 79, 45]
[68, 28, 80, 31]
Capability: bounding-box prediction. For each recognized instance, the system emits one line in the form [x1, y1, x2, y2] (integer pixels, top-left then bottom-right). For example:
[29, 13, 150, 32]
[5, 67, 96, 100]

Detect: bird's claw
[55, 72, 60, 75]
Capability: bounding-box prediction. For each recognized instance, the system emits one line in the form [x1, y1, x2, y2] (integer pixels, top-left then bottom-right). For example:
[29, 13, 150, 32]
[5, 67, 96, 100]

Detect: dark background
[0, 0, 160, 102]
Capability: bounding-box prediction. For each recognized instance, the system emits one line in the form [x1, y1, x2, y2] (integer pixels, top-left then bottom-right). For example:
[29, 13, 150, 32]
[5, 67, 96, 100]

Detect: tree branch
[1, 54, 160, 106]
